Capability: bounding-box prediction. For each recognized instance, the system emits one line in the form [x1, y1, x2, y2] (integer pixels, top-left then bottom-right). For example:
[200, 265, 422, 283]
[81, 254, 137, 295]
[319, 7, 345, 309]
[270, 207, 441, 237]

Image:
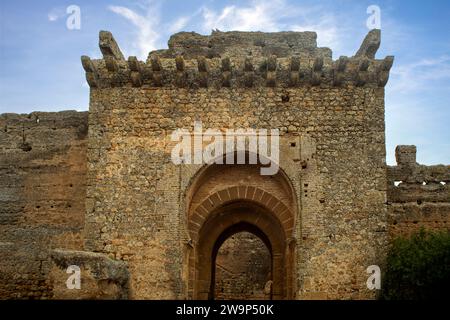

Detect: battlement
[387, 146, 450, 239]
[82, 29, 394, 89]
[387, 145, 450, 203]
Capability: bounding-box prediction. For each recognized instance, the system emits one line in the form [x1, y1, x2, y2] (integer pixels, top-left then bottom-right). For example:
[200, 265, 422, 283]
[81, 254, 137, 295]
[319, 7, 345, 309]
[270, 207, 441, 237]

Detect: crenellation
[387, 145, 450, 238]
[82, 55, 394, 89]
[81, 29, 394, 89]
[355, 29, 381, 59]
[1, 27, 448, 300]
[99, 30, 125, 61]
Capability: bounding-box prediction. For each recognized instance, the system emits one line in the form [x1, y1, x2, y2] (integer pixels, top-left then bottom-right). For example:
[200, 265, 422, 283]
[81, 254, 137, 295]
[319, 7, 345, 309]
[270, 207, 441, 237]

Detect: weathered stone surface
[81, 30, 394, 89]
[50, 249, 129, 299]
[162, 30, 328, 59]
[355, 29, 381, 59]
[215, 232, 271, 300]
[387, 145, 450, 238]
[0, 29, 448, 300]
[0, 111, 88, 298]
[99, 30, 125, 60]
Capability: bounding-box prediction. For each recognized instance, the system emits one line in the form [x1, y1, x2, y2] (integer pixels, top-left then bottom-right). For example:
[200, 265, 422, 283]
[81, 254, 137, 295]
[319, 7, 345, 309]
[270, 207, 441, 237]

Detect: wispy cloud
[291, 13, 340, 51]
[169, 16, 191, 34]
[199, 0, 350, 54]
[106, 1, 389, 62]
[390, 55, 450, 93]
[109, 2, 161, 59]
[200, 0, 289, 32]
[47, 7, 65, 22]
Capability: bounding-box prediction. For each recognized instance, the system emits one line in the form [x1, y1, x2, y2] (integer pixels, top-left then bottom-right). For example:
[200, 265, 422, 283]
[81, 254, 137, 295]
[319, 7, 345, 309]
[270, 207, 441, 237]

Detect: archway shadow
[210, 222, 272, 300]
[195, 201, 288, 300]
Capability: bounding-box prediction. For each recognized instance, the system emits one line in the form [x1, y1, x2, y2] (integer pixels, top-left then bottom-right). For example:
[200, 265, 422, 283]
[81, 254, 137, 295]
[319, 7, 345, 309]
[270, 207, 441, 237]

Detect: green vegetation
[382, 229, 450, 300]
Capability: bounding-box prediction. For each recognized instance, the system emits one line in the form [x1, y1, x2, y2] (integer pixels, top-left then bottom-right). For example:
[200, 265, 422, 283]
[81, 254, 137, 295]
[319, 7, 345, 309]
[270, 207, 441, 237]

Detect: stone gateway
[0, 29, 449, 300]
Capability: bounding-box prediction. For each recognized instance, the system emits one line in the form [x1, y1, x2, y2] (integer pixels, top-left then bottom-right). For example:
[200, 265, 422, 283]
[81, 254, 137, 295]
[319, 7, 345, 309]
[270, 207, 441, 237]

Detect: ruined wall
[214, 232, 271, 300]
[0, 111, 88, 298]
[4, 29, 436, 300]
[82, 29, 392, 299]
[387, 146, 450, 238]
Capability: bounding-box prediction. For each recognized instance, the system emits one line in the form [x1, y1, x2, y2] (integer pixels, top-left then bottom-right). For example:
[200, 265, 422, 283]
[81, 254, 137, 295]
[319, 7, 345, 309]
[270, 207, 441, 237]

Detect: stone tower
[1, 28, 449, 300]
[78, 29, 393, 299]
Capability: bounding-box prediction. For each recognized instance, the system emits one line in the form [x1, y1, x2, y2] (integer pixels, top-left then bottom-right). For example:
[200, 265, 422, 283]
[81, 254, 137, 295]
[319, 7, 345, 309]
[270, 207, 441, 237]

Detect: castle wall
[4, 30, 447, 300]
[84, 85, 388, 299]
[0, 111, 88, 298]
[387, 146, 450, 238]
[214, 232, 271, 300]
[80, 30, 392, 300]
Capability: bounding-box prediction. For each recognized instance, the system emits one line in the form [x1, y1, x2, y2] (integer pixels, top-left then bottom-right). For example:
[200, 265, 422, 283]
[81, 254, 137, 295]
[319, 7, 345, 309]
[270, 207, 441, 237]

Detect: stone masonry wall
[387, 145, 450, 239]
[0, 111, 88, 298]
[214, 232, 271, 300]
[83, 30, 391, 299]
[5, 29, 445, 300]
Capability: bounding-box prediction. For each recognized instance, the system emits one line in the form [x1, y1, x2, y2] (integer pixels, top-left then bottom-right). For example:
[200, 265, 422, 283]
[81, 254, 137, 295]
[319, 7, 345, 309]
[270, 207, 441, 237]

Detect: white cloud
[48, 13, 58, 22]
[390, 55, 450, 93]
[47, 7, 65, 22]
[109, 3, 161, 59]
[169, 16, 191, 34]
[200, 0, 288, 32]
[106, 1, 380, 61]
[291, 13, 340, 51]
[199, 0, 349, 54]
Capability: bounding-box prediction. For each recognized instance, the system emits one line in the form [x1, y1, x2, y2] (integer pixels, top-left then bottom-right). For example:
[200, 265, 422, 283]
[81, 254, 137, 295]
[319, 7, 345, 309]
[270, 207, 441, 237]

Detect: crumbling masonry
[0, 29, 449, 299]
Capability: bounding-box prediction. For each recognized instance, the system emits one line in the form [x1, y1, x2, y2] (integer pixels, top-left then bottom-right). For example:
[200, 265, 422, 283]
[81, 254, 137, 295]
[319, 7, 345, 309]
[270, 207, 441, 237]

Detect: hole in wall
[417, 200, 422, 205]
[290, 142, 296, 147]
[281, 94, 290, 103]
[20, 142, 32, 152]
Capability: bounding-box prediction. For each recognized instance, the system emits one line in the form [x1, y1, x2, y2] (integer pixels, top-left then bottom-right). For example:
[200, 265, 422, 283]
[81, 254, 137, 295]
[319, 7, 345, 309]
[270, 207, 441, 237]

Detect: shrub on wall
[382, 229, 450, 300]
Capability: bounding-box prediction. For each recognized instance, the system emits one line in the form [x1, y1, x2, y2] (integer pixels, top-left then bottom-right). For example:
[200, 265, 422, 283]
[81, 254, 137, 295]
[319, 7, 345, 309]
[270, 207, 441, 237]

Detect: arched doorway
[185, 162, 297, 300]
[214, 230, 271, 300]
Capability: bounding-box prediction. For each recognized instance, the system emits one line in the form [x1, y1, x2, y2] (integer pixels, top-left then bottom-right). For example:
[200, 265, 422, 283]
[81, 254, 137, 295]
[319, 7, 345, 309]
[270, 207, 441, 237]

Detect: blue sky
[0, 0, 449, 165]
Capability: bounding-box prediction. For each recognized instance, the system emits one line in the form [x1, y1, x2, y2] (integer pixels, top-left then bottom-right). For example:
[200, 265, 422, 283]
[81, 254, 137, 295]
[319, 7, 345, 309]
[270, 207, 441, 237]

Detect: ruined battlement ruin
[83, 29, 393, 89]
[387, 146, 450, 237]
[0, 29, 448, 300]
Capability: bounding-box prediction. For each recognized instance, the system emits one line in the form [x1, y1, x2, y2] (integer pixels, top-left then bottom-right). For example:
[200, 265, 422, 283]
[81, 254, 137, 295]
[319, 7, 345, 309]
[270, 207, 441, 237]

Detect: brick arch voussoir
[189, 186, 294, 241]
